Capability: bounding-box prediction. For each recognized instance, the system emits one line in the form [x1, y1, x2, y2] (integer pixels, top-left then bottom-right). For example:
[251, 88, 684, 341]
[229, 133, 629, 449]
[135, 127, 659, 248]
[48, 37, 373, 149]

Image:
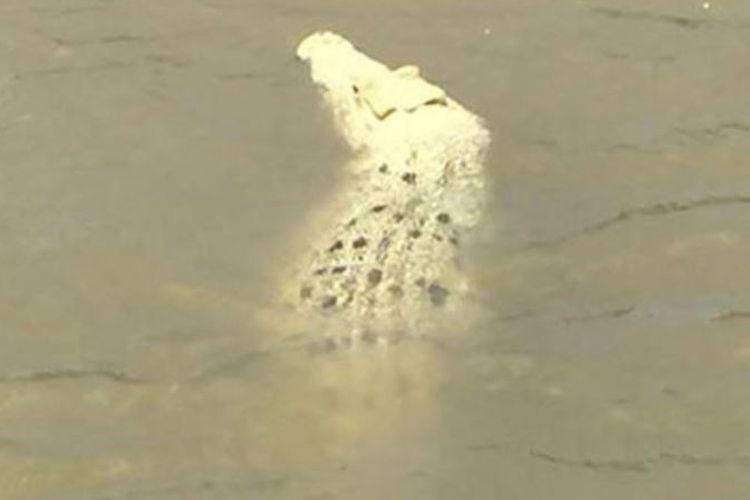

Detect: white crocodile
[154, 32, 491, 460]
[281, 31, 491, 347]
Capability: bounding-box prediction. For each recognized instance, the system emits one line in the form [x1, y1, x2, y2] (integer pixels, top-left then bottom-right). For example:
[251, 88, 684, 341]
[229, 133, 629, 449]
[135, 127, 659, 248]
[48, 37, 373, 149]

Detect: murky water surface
[1, 1, 750, 498]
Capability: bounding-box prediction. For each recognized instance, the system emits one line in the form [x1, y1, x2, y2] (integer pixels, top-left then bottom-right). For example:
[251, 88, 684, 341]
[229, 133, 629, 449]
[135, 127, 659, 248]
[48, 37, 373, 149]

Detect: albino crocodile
[279, 31, 491, 347]
[155, 32, 491, 461]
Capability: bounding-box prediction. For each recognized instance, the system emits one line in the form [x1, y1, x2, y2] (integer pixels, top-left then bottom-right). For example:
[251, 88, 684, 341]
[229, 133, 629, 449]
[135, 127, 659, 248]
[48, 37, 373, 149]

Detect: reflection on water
[2, 0, 750, 498]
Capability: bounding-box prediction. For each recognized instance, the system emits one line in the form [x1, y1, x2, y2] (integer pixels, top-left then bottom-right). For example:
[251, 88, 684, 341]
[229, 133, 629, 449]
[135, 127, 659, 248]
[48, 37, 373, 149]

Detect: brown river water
[1, 1, 749, 498]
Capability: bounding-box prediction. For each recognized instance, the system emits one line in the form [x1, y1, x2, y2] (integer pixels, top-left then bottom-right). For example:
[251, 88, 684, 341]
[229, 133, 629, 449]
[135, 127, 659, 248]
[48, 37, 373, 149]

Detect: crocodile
[279, 31, 491, 348]
[153, 32, 491, 459]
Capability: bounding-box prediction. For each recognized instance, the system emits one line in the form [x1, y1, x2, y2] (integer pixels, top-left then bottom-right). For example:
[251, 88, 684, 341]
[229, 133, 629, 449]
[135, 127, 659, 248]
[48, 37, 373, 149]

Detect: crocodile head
[297, 31, 447, 150]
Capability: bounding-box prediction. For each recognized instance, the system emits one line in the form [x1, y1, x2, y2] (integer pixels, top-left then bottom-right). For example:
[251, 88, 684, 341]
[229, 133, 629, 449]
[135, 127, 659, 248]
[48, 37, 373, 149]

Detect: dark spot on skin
[401, 172, 417, 184]
[449, 236, 459, 246]
[352, 237, 367, 249]
[300, 285, 312, 299]
[388, 285, 404, 298]
[433, 234, 444, 242]
[314, 267, 327, 275]
[427, 283, 450, 307]
[368, 269, 383, 285]
[352, 84, 360, 94]
[377, 237, 391, 254]
[331, 266, 346, 274]
[321, 296, 337, 309]
[408, 229, 422, 238]
[328, 240, 344, 252]
[393, 213, 405, 223]
[419, 218, 426, 227]
[372, 204, 387, 213]
[415, 277, 426, 288]
[346, 218, 357, 228]
[378, 164, 389, 173]
[436, 213, 451, 224]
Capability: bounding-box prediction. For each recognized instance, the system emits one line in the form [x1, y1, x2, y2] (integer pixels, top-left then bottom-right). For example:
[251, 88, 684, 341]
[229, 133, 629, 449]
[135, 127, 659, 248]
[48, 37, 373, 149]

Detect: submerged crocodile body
[282, 32, 490, 346]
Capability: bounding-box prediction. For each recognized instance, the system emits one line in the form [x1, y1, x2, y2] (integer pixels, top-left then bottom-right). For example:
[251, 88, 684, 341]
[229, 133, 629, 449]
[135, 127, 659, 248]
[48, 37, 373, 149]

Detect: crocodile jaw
[296, 31, 447, 150]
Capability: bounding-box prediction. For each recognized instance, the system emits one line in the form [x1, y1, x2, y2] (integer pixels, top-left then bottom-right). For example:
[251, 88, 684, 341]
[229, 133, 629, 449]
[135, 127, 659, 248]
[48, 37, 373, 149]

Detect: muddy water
[1, 1, 750, 498]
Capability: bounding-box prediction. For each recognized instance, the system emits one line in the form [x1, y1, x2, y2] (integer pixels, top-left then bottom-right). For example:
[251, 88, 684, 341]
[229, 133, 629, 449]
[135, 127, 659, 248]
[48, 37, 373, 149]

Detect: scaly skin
[283, 31, 491, 346]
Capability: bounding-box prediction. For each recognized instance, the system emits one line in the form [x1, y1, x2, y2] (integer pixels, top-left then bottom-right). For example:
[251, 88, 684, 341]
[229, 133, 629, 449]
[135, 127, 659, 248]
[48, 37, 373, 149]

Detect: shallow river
[1, 1, 750, 498]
